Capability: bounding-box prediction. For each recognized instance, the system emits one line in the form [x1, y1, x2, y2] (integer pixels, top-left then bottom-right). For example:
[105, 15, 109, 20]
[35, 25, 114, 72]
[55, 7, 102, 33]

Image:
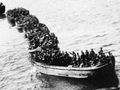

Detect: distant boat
[0, 2, 5, 15]
[31, 58, 115, 78]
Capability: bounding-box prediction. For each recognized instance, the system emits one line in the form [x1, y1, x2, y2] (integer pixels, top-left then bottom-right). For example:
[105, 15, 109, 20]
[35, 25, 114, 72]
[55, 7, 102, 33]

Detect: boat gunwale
[33, 60, 111, 71]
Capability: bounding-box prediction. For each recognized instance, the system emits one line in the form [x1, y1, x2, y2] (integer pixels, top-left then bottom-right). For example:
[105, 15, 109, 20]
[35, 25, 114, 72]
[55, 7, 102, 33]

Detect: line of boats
[3, 2, 116, 79]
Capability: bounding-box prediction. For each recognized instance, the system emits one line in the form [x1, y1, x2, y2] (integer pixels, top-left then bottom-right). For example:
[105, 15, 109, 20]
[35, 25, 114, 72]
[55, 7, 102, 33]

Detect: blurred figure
[108, 52, 115, 68]
[98, 47, 103, 56]
[81, 51, 86, 67]
[0, 2, 3, 6]
[85, 50, 90, 67]
[90, 49, 95, 57]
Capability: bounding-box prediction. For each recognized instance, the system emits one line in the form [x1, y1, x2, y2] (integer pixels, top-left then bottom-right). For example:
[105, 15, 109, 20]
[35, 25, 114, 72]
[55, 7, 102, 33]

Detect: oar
[28, 47, 41, 53]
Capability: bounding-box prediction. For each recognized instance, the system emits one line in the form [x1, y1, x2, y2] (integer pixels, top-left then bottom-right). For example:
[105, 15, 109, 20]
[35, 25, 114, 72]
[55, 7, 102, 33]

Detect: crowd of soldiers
[68, 48, 114, 67]
[6, 7, 115, 68]
[6, 8, 29, 26]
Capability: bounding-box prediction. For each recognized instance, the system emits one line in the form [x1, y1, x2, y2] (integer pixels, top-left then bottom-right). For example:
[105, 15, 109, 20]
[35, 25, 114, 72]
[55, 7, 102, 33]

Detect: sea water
[0, 0, 120, 90]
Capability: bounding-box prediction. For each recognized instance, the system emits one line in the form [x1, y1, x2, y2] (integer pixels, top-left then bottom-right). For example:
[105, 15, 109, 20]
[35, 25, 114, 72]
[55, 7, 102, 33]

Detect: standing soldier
[90, 49, 95, 57]
[99, 47, 103, 56]
[85, 50, 90, 67]
[89, 49, 96, 66]
[81, 51, 86, 67]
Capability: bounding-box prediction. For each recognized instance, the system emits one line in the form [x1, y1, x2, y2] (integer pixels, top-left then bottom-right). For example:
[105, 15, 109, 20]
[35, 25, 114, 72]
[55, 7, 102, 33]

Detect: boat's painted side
[31, 59, 114, 78]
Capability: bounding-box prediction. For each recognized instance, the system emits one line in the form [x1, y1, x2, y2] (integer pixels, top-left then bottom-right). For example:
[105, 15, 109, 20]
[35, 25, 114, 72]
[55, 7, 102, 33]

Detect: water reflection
[35, 72, 119, 90]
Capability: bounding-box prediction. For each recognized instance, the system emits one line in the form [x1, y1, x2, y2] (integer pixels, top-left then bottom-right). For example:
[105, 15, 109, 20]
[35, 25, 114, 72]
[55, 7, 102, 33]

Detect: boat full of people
[31, 49, 115, 78]
[32, 59, 114, 78]
[0, 2, 5, 15]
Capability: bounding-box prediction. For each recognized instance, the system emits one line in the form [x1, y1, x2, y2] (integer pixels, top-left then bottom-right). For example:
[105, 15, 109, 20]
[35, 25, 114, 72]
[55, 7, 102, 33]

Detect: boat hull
[31, 60, 115, 78]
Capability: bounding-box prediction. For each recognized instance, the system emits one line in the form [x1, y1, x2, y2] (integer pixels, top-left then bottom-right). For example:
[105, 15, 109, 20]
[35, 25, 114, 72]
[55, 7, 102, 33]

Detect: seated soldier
[93, 54, 99, 66]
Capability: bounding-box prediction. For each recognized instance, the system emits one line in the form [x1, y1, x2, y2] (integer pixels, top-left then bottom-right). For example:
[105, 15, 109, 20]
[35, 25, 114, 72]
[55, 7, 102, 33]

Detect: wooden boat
[0, 3, 5, 15]
[31, 58, 115, 78]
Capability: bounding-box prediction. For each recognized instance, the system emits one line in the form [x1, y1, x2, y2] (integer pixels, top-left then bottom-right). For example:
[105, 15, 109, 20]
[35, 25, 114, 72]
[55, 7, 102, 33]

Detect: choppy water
[0, 0, 120, 90]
